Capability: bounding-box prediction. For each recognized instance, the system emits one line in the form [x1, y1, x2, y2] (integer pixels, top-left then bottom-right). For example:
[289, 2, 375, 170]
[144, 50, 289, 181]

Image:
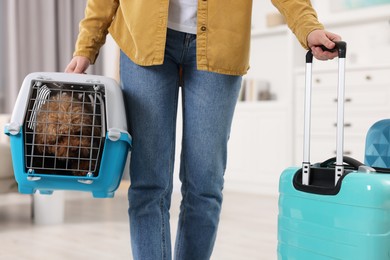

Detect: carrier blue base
[278, 167, 390, 260]
[6, 127, 131, 198]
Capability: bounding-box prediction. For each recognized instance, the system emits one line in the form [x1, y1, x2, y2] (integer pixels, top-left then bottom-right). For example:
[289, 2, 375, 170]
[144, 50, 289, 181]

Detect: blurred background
[0, 0, 119, 114]
[0, 0, 389, 259]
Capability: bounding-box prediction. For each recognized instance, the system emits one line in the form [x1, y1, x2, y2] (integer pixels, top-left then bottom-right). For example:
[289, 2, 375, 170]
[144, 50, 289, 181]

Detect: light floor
[0, 182, 278, 260]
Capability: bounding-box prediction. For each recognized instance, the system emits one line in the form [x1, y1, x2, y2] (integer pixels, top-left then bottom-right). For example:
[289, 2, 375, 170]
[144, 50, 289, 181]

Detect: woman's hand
[65, 56, 91, 73]
[307, 30, 342, 60]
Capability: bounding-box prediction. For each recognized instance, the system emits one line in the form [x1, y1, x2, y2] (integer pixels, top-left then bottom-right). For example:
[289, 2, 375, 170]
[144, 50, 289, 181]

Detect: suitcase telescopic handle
[302, 41, 347, 186]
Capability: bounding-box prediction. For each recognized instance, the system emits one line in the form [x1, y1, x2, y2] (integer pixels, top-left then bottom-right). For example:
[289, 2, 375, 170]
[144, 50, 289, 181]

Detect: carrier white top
[11, 72, 128, 135]
[168, 0, 197, 34]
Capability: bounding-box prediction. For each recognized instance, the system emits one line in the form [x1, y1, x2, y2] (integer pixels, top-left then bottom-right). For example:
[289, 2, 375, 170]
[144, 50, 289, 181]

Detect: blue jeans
[120, 28, 242, 260]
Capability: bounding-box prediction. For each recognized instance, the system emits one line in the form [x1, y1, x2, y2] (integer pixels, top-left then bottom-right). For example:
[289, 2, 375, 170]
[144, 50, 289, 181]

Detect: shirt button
[200, 26, 207, 31]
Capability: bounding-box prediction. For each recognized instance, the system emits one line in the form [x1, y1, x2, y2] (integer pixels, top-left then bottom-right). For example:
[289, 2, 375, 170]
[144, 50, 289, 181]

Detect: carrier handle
[302, 41, 347, 186]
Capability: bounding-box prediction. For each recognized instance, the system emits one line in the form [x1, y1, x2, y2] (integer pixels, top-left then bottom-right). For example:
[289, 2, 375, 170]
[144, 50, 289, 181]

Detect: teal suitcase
[278, 162, 390, 260]
[277, 42, 390, 259]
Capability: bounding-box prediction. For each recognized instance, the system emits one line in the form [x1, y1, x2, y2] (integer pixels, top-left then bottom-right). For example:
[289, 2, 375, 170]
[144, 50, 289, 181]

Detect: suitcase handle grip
[306, 41, 347, 63]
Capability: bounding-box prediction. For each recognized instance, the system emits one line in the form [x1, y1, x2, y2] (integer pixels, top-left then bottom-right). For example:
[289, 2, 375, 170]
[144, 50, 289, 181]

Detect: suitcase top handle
[302, 41, 347, 187]
[306, 41, 347, 63]
[293, 156, 364, 195]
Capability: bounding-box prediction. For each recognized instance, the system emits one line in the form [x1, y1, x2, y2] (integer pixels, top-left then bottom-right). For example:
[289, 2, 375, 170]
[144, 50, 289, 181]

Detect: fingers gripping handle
[306, 41, 347, 63]
[302, 41, 347, 186]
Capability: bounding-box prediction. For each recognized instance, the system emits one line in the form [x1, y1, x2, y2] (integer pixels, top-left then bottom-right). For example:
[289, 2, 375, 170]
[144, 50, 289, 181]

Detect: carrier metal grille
[24, 80, 106, 176]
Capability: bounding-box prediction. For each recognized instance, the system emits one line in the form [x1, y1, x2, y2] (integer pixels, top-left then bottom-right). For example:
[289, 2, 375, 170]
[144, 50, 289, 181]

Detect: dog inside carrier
[24, 79, 106, 177]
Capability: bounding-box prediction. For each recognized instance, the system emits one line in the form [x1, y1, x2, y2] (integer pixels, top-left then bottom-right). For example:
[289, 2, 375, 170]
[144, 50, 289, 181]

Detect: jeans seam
[175, 159, 188, 260]
[160, 197, 167, 260]
[161, 79, 180, 260]
[175, 88, 190, 260]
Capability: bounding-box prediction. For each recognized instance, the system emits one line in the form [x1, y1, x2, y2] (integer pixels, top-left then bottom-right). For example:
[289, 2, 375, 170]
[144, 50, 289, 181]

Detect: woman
[66, 1, 341, 259]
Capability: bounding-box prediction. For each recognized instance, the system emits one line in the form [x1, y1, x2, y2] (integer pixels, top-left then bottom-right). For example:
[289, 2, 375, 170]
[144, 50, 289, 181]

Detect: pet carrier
[4, 72, 132, 198]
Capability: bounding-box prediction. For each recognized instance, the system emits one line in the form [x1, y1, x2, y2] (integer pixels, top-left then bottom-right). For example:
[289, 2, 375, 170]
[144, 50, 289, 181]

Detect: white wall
[101, 35, 120, 81]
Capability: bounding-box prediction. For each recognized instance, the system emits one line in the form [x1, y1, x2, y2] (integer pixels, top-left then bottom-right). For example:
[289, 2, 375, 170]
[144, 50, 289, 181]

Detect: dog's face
[34, 92, 101, 175]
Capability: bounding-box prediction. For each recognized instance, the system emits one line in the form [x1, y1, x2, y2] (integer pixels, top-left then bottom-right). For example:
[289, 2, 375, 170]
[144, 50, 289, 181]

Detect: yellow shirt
[74, 0, 324, 76]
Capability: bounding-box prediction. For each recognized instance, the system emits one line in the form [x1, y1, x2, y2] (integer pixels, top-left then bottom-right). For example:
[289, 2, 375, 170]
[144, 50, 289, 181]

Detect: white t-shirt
[168, 0, 198, 34]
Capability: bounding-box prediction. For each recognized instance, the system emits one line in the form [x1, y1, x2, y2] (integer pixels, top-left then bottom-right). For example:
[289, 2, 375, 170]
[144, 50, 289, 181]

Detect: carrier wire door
[24, 80, 106, 177]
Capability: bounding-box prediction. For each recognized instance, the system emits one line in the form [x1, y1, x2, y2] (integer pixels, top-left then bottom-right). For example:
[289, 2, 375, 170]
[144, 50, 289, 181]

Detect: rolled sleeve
[74, 0, 119, 64]
[271, 0, 324, 49]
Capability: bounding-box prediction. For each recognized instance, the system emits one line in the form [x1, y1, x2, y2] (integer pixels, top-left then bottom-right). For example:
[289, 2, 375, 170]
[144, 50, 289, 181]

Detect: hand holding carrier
[278, 42, 390, 260]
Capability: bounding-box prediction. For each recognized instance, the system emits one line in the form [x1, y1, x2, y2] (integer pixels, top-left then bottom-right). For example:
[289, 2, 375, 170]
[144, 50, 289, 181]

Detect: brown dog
[34, 92, 101, 176]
